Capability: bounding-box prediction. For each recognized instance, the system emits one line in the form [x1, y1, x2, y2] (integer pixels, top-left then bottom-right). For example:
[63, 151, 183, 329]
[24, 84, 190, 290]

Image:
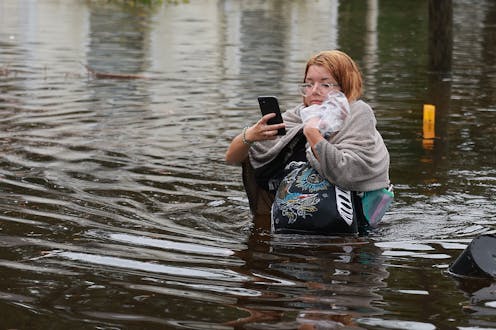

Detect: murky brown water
[1, 0, 495, 329]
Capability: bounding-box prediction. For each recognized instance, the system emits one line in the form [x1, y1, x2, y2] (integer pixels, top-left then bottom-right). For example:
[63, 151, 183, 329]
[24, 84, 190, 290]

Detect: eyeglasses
[297, 82, 340, 97]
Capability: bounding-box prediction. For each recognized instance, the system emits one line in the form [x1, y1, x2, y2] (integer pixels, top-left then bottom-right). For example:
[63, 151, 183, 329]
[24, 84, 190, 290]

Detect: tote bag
[271, 161, 360, 235]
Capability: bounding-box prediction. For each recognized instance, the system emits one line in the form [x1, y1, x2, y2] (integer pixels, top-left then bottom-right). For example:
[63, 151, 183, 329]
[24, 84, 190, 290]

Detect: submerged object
[449, 234, 496, 279]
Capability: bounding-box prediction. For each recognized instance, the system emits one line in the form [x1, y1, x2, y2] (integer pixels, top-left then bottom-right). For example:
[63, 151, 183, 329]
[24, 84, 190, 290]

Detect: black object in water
[449, 234, 496, 279]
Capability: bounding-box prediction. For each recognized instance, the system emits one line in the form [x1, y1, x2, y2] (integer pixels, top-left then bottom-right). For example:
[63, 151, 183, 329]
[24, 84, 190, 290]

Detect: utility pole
[428, 0, 453, 74]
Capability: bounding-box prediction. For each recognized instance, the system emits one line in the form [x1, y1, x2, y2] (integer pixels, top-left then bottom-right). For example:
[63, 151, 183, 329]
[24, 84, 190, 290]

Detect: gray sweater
[249, 100, 390, 192]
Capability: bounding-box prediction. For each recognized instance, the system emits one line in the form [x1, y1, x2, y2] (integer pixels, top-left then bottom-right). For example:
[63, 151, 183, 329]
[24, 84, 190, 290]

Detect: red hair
[304, 50, 363, 101]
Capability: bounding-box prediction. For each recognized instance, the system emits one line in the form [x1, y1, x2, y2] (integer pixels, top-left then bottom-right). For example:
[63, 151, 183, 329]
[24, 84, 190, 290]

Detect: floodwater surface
[0, 0, 495, 329]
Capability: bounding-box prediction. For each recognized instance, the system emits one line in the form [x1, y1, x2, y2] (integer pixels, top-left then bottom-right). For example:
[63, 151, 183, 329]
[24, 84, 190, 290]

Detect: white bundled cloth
[299, 91, 350, 137]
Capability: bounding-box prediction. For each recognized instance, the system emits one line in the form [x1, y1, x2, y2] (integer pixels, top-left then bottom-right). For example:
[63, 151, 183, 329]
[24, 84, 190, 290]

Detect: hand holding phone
[258, 96, 286, 135]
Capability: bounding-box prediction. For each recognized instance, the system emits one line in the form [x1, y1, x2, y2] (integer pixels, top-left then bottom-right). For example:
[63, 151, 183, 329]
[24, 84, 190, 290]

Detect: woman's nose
[310, 84, 322, 95]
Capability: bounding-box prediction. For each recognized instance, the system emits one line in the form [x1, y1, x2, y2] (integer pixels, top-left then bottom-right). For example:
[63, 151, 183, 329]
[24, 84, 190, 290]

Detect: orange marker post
[423, 104, 436, 139]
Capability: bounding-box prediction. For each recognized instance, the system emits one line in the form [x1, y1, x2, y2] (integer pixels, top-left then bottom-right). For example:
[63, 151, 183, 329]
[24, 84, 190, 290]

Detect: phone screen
[258, 96, 286, 135]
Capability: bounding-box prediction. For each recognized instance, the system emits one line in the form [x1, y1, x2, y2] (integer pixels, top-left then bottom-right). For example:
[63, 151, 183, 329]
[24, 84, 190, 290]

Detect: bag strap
[253, 130, 306, 191]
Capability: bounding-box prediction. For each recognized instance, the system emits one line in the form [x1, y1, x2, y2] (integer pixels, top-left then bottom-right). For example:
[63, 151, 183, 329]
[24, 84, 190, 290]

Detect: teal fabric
[362, 188, 394, 227]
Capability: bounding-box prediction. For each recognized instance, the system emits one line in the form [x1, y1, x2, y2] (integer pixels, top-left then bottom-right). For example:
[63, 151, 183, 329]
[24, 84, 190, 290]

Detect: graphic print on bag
[275, 164, 330, 223]
[335, 186, 353, 225]
[271, 161, 358, 235]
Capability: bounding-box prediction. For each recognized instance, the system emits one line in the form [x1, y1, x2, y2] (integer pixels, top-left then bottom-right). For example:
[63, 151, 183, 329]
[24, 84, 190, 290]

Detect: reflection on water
[1, 0, 496, 328]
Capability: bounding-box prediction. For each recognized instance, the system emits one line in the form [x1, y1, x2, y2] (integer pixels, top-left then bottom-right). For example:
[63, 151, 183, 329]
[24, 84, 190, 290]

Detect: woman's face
[303, 65, 340, 106]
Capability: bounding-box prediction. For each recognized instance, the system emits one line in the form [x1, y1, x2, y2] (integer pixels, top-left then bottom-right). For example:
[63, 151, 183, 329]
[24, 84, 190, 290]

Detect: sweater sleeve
[312, 101, 390, 192]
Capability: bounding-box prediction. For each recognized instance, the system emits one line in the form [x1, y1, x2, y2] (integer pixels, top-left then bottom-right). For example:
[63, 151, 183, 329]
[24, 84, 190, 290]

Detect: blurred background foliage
[88, 0, 189, 9]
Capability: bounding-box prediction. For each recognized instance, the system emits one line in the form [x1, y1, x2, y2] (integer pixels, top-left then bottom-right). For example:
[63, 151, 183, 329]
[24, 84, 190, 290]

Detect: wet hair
[304, 50, 363, 101]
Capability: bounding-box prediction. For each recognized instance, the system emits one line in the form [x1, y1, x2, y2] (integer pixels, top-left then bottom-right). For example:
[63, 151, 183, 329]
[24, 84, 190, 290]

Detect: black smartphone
[257, 96, 286, 135]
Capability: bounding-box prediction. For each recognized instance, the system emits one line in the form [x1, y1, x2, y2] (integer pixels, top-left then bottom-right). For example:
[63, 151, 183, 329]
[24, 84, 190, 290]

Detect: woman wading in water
[226, 50, 391, 235]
